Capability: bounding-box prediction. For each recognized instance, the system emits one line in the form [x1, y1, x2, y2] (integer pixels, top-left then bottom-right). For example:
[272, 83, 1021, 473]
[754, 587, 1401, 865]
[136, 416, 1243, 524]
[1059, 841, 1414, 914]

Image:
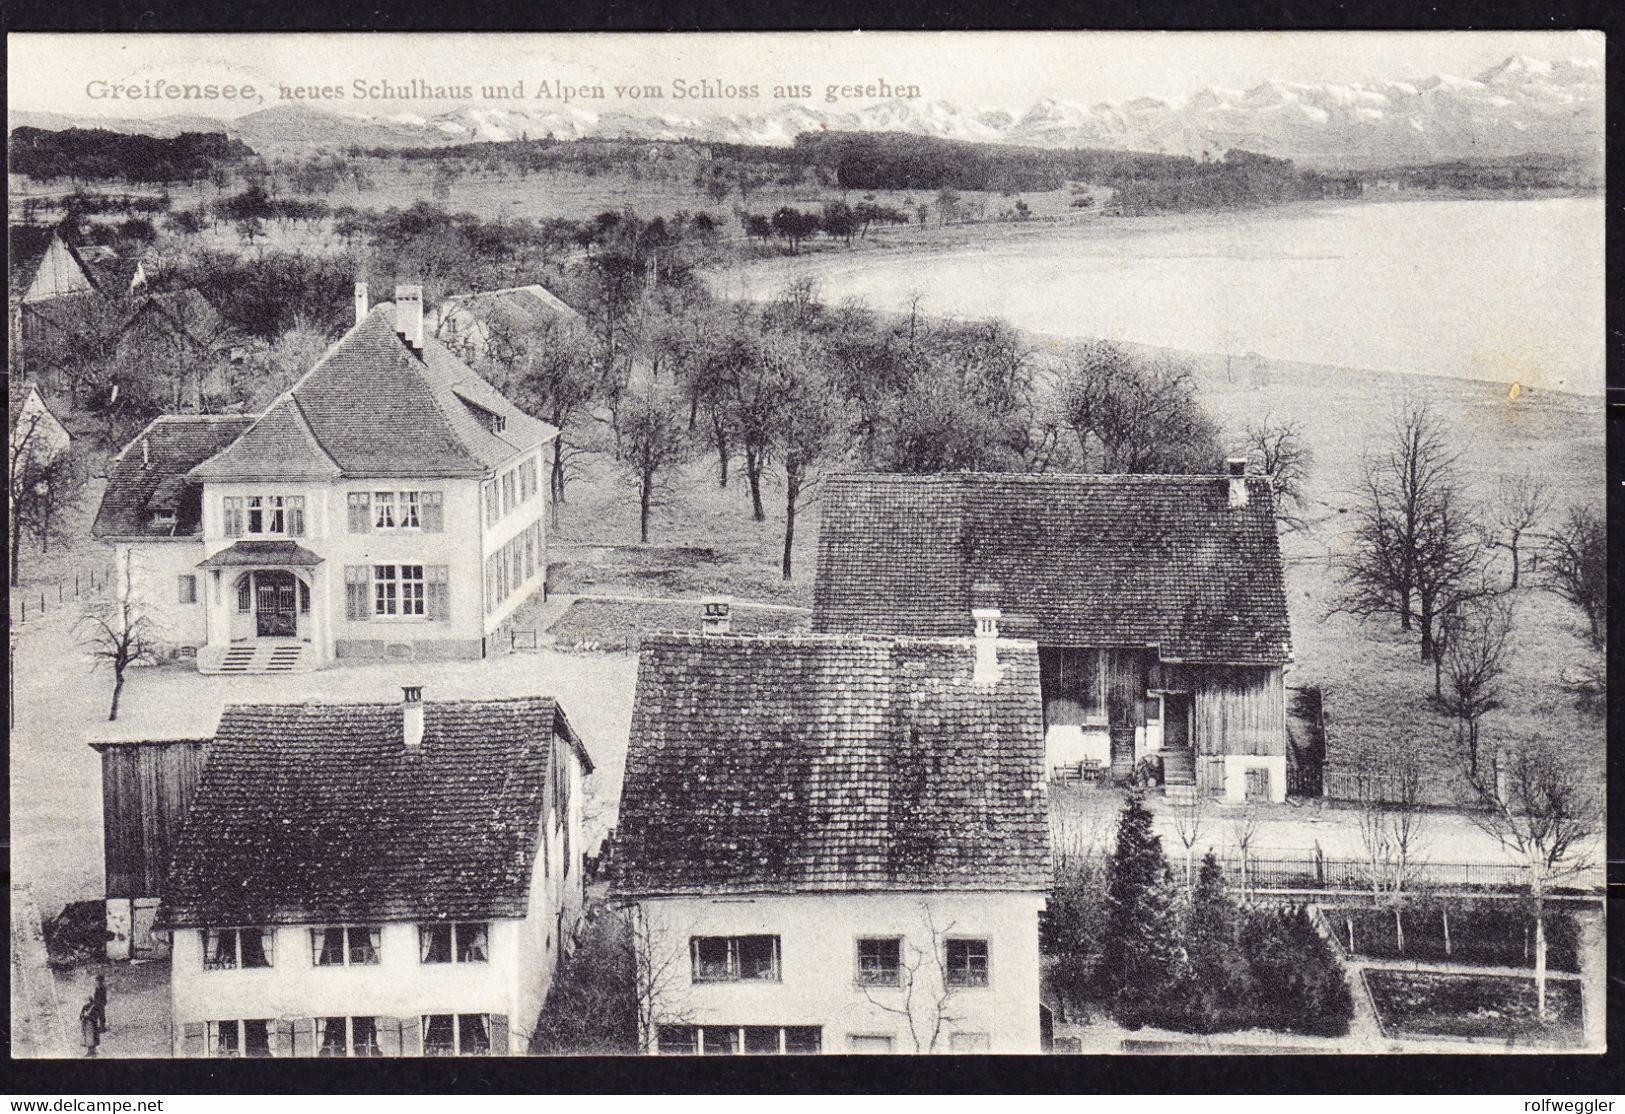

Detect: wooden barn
[89, 737, 213, 959]
[812, 465, 1294, 802]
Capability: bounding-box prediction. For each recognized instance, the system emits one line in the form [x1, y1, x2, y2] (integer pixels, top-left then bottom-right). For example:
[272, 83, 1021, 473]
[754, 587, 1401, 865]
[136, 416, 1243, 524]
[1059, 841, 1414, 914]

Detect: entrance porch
[195, 541, 328, 674]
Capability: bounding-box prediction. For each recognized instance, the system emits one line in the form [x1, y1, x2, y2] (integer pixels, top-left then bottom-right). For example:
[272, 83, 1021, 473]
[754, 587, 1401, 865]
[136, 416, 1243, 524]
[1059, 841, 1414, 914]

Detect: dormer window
[460, 395, 507, 435]
[151, 509, 177, 529]
[489, 413, 506, 434]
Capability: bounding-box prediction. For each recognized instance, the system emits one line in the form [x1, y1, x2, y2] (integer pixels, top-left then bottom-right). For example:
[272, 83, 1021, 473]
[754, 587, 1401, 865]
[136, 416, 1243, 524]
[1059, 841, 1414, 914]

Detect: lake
[716, 197, 1604, 395]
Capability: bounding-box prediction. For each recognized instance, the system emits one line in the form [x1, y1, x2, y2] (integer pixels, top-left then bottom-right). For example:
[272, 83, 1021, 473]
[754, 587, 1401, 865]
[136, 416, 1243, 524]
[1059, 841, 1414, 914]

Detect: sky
[6, 30, 1606, 121]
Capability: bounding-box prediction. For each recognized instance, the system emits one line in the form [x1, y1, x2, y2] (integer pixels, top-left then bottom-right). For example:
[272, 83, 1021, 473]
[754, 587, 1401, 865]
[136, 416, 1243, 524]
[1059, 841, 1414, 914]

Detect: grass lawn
[547, 597, 809, 651]
[1363, 969, 1583, 1046]
[1327, 904, 1579, 972]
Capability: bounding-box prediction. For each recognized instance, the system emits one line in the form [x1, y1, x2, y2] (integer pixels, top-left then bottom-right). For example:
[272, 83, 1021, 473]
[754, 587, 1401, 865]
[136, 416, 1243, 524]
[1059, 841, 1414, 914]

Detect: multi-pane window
[945, 939, 990, 987]
[422, 1013, 491, 1056]
[485, 484, 500, 526]
[374, 565, 425, 617]
[690, 935, 780, 982]
[221, 497, 244, 537]
[237, 578, 252, 612]
[400, 491, 421, 529]
[208, 1019, 272, 1057]
[374, 492, 396, 529]
[368, 490, 430, 530]
[202, 928, 274, 970]
[656, 1026, 820, 1055]
[317, 1016, 382, 1057]
[228, 494, 304, 537]
[856, 938, 902, 986]
[311, 926, 381, 967]
[418, 922, 489, 964]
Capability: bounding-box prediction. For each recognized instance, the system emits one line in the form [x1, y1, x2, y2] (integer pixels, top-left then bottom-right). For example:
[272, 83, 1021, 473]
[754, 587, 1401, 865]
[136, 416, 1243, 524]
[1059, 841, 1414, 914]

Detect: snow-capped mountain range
[11, 56, 1603, 167]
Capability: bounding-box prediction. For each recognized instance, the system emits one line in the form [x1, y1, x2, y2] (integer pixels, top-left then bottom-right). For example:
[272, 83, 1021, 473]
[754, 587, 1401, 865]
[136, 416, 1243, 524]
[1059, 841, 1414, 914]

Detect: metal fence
[1212, 851, 1532, 893]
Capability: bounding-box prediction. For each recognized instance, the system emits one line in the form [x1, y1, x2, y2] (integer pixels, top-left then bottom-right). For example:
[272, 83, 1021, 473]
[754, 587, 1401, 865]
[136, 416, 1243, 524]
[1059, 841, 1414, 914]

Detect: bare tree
[8, 407, 87, 587]
[1434, 596, 1513, 776]
[75, 564, 163, 721]
[1351, 751, 1429, 900]
[1465, 738, 1602, 1021]
[1539, 506, 1606, 652]
[509, 316, 600, 514]
[621, 904, 693, 1052]
[1229, 802, 1268, 902]
[1167, 790, 1207, 890]
[617, 382, 690, 544]
[1339, 398, 1486, 660]
[1488, 474, 1552, 589]
[1238, 414, 1312, 532]
[856, 907, 965, 1053]
[1056, 340, 1223, 475]
[775, 355, 849, 580]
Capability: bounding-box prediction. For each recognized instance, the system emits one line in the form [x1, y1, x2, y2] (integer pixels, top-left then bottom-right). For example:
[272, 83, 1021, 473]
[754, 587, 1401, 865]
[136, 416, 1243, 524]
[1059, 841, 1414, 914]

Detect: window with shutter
[222, 497, 244, 538]
[428, 566, 450, 621]
[181, 1021, 206, 1057]
[344, 566, 370, 622]
[347, 492, 371, 533]
[397, 1016, 422, 1057]
[287, 496, 306, 537]
[485, 484, 499, 526]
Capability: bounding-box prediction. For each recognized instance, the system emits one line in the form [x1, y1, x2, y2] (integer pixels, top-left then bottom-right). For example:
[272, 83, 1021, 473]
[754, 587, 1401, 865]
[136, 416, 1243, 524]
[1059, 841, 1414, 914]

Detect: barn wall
[100, 741, 211, 899]
[1189, 666, 1285, 758]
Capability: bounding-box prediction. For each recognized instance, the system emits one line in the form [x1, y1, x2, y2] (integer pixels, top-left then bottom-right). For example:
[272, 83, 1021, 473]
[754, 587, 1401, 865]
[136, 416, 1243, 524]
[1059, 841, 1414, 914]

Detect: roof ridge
[284, 394, 343, 474]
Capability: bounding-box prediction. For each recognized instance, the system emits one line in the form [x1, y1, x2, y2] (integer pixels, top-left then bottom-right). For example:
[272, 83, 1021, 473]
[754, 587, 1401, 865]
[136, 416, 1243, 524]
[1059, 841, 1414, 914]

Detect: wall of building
[116, 541, 209, 650]
[168, 918, 523, 1054]
[512, 734, 588, 1048]
[1220, 754, 1287, 804]
[96, 739, 211, 900]
[479, 445, 550, 634]
[1190, 665, 1286, 759]
[634, 890, 1047, 1054]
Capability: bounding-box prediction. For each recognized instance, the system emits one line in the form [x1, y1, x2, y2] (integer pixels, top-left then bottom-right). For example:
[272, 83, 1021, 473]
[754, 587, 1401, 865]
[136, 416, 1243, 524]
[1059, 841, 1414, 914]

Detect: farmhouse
[157, 690, 592, 1057]
[429, 283, 579, 366]
[90, 283, 558, 673]
[8, 381, 72, 469]
[812, 467, 1294, 802]
[614, 614, 1051, 1054]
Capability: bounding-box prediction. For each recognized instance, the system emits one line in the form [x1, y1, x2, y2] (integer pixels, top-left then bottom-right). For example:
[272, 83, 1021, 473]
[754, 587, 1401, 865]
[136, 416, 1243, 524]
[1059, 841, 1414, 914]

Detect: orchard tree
[1540, 506, 1605, 651]
[1238, 414, 1312, 532]
[510, 315, 601, 512]
[1435, 596, 1513, 776]
[76, 559, 164, 722]
[1488, 473, 1552, 589]
[774, 355, 849, 580]
[618, 383, 690, 543]
[1056, 340, 1222, 474]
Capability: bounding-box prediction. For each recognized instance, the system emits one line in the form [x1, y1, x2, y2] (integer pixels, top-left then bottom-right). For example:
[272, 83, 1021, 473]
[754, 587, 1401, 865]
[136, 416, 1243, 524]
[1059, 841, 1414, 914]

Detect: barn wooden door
[1245, 766, 1272, 802]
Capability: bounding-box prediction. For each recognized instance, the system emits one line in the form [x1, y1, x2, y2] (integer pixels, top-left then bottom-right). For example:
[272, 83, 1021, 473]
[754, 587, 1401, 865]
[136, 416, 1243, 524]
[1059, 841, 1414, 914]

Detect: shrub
[1240, 905, 1354, 1036]
[530, 906, 638, 1054]
[1042, 857, 1109, 1009]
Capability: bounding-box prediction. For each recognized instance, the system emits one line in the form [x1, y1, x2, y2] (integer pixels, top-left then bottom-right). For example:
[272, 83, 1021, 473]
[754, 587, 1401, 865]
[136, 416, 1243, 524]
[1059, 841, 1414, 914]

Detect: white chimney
[1227, 457, 1250, 509]
[402, 685, 424, 751]
[395, 284, 424, 352]
[140, 438, 150, 467]
[972, 607, 1002, 684]
[701, 595, 732, 637]
[354, 281, 369, 325]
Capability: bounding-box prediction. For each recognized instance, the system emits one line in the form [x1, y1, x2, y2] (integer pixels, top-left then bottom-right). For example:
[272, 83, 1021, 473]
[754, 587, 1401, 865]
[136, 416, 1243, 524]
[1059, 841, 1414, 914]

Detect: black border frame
[4, 0, 1621, 1096]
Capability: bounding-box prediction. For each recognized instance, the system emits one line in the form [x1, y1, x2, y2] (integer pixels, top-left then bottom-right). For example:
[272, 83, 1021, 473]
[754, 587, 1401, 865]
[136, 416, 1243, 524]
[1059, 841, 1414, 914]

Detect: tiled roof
[190, 305, 558, 482]
[160, 696, 592, 927]
[197, 540, 324, 568]
[812, 472, 1293, 665]
[91, 416, 257, 539]
[188, 397, 341, 483]
[123, 288, 230, 349]
[614, 633, 1051, 898]
[435, 284, 579, 337]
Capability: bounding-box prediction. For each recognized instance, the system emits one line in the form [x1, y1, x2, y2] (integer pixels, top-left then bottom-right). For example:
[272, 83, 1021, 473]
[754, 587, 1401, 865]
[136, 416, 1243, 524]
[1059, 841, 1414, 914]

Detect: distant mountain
[9, 55, 1603, 168]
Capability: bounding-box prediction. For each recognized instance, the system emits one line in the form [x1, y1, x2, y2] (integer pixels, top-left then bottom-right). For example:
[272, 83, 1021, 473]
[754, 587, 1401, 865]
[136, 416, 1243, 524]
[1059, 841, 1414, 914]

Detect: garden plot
[1325, 902, 1579, 972]
[1362, 969, 1582, 1047]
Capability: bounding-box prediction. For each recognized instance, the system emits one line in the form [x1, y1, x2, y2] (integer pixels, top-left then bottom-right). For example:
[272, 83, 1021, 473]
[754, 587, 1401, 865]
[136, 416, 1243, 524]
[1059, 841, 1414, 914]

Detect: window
[501, 471, 516, 515]
[1040, 648, 1107, 727]
[656, 1026, 698, 1055]
[317, 1017, 382, 1057]
[949, 1033, 990, 1053]
[656, 1025, 822, 1055]
[246, 495, 287, 535]
[373, 565, 425, 618]
[370, 491, 425, 530]
[237, 578, 252, 613]
[418, 922, 489, 964]
[202, 928, 273, 970]
[847, 1034, 895, 1054]
[374, 491, 396, 529]
[347, 492, 371, 533]
[286, 495, 305, 537]
[311, 926, 380, 967]
[945, 939, 989, 988]
[691, 935, 780, 982]
[856, 938, 902, 987]
[177, 575, 197, 604]
[422, 1013, 490, 1056]
[208, 1020, 271, 1057]
[485, 483, 499, 526]
[152, 509, 177, 529]
[400, 491, 421, 529]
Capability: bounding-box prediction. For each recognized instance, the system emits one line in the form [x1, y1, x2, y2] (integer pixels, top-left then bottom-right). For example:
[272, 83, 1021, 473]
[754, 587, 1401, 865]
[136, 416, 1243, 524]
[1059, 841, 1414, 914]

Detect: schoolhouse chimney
[402, 685, 425, 750]
[353, 281, 369, 325]
[140, 438, 150, 468]
[701, 595, 732, 637]
[395, 284, 424, 352]
[972, 607, 1002, 684]
[1227, 457, 1250, 509]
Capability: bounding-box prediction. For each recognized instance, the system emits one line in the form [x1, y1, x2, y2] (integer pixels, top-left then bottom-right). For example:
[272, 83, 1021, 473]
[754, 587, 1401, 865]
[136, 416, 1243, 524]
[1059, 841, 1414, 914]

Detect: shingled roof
[160, 696, 592, 928]
[92, 415, 256, 539]
[189, 304, 557, 482]
[435, 284, 579, 336]
[812, 472, 1292, 666]
[614, 633, 1051, 898]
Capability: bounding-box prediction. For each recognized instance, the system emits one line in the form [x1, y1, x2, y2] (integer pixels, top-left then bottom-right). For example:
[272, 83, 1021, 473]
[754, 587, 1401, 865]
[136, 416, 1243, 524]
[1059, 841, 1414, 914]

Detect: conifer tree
[1178, 852, 1255, 1032]
[1099, 789, 1185, 1026]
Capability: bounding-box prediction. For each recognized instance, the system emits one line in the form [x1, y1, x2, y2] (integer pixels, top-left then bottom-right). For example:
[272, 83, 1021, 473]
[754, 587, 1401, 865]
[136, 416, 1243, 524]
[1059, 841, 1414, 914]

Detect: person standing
[80, 999, 99, 1058]
[91, 975, 109, 1035]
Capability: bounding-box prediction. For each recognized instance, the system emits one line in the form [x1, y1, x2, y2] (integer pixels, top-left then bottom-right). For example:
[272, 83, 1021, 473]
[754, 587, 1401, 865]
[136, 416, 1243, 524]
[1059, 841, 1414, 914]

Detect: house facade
[614, 620, 1052, 1054]
[812, 468, 1294, 803]
[91, 284, 558, 673]
[158, 692, 592, 1057]
[429, 283, 580, 367]
[8, 381, 72, 469]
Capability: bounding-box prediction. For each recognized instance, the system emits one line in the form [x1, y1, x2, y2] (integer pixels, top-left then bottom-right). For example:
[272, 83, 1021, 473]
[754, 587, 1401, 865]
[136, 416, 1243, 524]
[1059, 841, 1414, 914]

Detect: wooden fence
[9, 567, 105, 625]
